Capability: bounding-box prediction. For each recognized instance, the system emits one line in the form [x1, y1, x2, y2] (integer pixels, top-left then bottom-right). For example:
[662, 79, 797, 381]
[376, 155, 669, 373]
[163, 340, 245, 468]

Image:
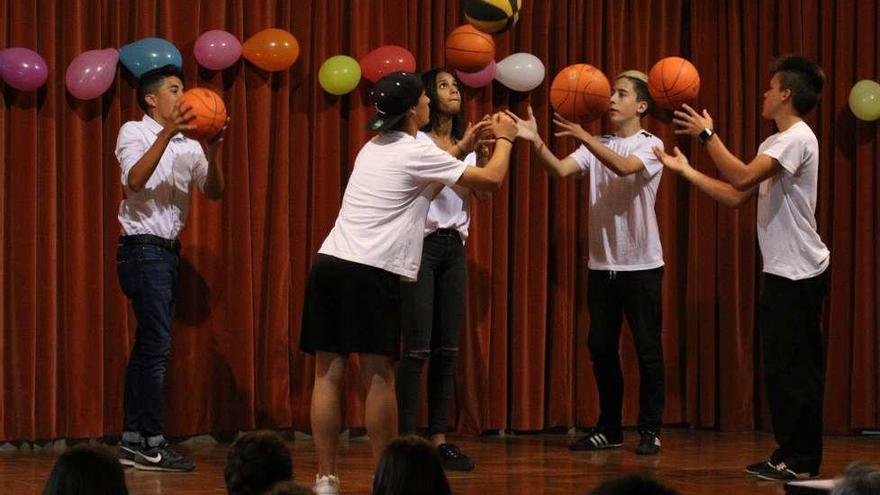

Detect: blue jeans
[117, 242, 179, 438]
[397, 230, 467, 435]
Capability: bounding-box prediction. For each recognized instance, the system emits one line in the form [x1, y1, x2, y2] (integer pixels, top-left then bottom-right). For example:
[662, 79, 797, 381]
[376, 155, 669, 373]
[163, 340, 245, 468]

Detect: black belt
[119, 234, 181, 254]
[431, 228, 461, 238]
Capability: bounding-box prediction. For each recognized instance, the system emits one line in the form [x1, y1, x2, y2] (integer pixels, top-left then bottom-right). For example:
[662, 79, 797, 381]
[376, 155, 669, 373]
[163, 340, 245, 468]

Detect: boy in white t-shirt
[300, 72, 519, 495]
[653, 55, 829, 481]
[507, 71, 667, 455]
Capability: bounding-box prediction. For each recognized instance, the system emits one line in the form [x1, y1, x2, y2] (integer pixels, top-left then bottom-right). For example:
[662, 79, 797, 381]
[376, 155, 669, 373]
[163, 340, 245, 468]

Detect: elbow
[731, 179, 752, 192]
[127, 181, 143, 193]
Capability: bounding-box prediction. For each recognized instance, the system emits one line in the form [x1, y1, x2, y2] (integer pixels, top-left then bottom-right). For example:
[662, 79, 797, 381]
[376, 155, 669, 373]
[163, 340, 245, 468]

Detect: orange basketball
[648, 56, 700, 109]
[549, 64, 612, 122]
[179, 87, 227, 140]
[445, 24, 495, 72]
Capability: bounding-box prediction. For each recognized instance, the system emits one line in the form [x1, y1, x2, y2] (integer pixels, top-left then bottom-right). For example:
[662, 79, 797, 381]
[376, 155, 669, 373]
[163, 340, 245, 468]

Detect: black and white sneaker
[134, 442, 195, 472]
[117, 439, 142, 467]
[745, 459, 775, 476]
[756, 461, 817, 481]
[568, 427, 623, 451]
[437, 443, 475, 471]
[635, 429, 661, 455]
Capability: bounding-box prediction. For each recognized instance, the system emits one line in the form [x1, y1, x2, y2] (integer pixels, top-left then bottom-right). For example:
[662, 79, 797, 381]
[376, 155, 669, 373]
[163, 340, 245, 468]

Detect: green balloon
[849, 79, 880, 122]
[319, 55, 361, 95]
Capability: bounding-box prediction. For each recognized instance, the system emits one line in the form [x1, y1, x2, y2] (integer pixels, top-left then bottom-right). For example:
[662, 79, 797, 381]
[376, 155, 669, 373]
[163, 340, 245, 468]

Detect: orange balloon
[242, 28, 300, 72]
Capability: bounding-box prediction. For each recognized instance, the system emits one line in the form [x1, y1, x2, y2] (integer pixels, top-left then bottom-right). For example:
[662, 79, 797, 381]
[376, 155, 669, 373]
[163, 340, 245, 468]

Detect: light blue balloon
[119, 37, 183, 78]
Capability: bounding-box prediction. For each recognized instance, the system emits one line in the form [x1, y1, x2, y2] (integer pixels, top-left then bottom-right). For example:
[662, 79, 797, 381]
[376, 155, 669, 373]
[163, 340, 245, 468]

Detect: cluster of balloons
[62, 28, 300, 100]
[849, 79, 880, 122]
[318, 45, 416, 96]
[0, 48, 49, 91]
[455, 52, 545, 92]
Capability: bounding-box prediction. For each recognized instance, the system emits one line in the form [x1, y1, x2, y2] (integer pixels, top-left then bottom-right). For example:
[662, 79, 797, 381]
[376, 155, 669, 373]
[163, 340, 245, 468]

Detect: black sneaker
[635, 429, 661, 455]
[117, 439, 142, 467]
[745, 459, 774, 476]
[134, 442, 195, 472]
[756, 461, 817, 481]
[568, 427, 623, 451]
[437, 443, 475, 471]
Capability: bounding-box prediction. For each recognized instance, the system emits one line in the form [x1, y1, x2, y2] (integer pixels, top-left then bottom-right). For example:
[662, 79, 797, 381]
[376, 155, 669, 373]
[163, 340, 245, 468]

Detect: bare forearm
[203, 151, 224, 200]
[680, 164, 753, 208]
[127, 131, 172, 192]
[531, 138, 575, 177]
[581, 134, 641, 176]
[704, 136, 751, 188]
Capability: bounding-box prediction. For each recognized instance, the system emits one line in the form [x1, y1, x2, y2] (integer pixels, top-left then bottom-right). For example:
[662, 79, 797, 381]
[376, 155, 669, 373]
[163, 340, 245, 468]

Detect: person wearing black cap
[300, 71, 518, 495]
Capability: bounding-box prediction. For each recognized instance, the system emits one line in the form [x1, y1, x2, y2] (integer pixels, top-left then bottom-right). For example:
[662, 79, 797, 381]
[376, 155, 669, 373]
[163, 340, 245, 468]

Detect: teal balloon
[318, 55, 361, 95]
[848, 79, 880, 122]
[119, 37, 183, 78]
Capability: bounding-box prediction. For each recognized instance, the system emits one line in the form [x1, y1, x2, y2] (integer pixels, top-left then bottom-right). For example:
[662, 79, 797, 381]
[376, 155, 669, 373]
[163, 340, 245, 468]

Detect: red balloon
[358, 45, 416, 83]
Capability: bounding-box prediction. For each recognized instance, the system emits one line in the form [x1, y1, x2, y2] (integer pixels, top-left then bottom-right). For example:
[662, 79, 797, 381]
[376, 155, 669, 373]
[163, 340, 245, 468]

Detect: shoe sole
[443, 463, 476, 472]
[635, 448, 660, 455]
[756, 472, 816, 482]
[134, 463, 194, 472]
[119, 458, 135, 467]
[569, 443, 623, 451]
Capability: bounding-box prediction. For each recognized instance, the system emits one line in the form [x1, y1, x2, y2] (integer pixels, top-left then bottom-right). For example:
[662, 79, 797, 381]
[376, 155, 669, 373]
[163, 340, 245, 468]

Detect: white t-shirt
[756, 120, 830, 280]
[319, 131, 468, 280]
[568, 131, 665, 271]
[115, 115, 209, 239]
[416, 131, 476, 243]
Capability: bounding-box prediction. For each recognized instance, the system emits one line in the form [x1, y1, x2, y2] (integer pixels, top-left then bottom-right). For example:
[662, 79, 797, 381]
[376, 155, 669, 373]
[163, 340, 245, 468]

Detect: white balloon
[495, 52, 545, 92]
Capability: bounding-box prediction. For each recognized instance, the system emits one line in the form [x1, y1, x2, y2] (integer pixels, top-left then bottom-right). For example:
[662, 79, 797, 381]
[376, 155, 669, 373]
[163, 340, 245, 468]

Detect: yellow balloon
[318, 55, 361, 95]
[848, 79, 880, 122]
[242, 28, 299, 72]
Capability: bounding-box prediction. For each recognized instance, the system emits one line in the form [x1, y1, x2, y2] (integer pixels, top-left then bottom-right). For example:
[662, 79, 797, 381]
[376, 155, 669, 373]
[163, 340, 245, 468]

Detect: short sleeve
[760, 132, 805, 175]
[568, 144, 597, 175]
[633, 136, 664, 179]
[414, 142, 469, 187]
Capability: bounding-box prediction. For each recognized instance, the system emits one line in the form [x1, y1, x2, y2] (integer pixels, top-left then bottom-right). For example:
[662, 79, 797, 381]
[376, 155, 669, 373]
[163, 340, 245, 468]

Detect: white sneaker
[314, 474, 340, 495]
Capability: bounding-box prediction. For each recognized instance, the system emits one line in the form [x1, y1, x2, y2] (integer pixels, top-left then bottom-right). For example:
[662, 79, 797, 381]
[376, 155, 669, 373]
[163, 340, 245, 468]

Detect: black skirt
[300, 254, 401, 357]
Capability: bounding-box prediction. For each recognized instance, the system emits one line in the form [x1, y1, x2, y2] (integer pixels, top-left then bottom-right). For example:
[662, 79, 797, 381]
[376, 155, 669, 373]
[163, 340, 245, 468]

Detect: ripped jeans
[396, 229, 466, 435]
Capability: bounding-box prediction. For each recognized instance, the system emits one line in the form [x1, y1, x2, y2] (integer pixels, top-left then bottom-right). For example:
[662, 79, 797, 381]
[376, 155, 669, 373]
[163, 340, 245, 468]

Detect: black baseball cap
[366, 72, 424, 132]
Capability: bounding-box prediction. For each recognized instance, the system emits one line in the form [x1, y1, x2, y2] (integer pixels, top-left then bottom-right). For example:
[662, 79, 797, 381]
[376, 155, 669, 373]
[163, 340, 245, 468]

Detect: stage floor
[1, 429, 877, 494]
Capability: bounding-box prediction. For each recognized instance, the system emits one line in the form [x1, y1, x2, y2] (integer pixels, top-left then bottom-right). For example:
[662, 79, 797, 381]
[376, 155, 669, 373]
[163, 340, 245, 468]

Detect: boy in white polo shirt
[506, 70, 666, 456]
[114, 64, 226, 472]
[653, 55, 828, 481]
[300, 71, 519, 495]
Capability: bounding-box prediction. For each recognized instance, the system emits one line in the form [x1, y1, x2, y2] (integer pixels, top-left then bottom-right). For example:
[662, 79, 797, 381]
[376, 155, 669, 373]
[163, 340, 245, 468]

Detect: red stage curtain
[0, 0, 877, 442]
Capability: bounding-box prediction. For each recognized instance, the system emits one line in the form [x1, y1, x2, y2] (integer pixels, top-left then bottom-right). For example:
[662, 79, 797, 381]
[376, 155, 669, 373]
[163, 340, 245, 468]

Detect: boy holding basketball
[653, 55, 828, 481]
[506, 70, 666, 455]
[114, 64, 226, 472]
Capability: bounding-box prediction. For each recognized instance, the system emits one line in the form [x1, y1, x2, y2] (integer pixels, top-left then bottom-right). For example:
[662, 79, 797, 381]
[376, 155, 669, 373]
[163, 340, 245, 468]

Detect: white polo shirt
[416, 131, 476, 243]
[568, 131, 665, 271]
[756, 120, 830, 280]
[115, 115, 209, 240]
[319, 131, 468, 280]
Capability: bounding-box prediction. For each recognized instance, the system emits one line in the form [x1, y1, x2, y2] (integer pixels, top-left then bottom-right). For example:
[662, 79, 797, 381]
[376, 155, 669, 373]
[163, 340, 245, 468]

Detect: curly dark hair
[224, 431, 293, 495]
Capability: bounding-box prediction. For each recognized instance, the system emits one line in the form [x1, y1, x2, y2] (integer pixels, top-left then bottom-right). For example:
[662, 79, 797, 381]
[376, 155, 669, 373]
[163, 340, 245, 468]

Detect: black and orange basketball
[445, 24, 495, 72]
[648, 56, 700, 109]
[463, 0, 522, 34]
[179, 87, 227, 140]
[550, 64, 611, 122]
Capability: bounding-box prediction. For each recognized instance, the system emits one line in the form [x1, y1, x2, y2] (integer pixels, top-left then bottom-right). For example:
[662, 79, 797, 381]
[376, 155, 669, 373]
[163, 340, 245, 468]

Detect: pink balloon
[0, 48, 48, 91]
[65, 48, 119, 100]
[359, 45, 416, 83]
[194, 30, 242, 70]
[456, 60, 496, 88]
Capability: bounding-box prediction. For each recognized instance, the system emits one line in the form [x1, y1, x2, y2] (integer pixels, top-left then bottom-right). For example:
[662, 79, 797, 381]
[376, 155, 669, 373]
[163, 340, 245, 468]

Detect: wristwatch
[698, 128, 715, 145]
